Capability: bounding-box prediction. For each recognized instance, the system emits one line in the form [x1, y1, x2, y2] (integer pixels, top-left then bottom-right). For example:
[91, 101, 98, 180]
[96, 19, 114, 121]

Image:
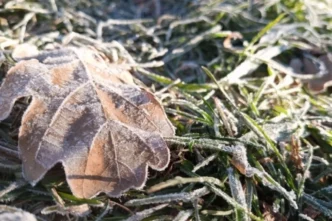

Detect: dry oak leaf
[0, 47, 175, 198]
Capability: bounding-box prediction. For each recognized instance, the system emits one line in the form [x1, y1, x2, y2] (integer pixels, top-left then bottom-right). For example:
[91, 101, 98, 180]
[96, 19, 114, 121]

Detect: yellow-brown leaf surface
[0, 47, 174, 198]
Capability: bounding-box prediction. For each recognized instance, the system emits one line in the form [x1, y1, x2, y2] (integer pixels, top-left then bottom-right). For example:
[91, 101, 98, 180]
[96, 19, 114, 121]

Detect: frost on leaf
[0, 47, 175, 198]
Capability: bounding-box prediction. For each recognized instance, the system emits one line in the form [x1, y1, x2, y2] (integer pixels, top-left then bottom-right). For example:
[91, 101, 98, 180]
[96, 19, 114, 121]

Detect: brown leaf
[0, 212, 37, 221]
[0, 47, 175, 198]
[262, 202, 287, 221]
[12, 43, 39, 60]
[290, 136, 303, 170]
[303, 205, 321, 219]
[304, 54, 332, 92]
[223, 32, 243, 50]
[290, 53, 332, 93]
